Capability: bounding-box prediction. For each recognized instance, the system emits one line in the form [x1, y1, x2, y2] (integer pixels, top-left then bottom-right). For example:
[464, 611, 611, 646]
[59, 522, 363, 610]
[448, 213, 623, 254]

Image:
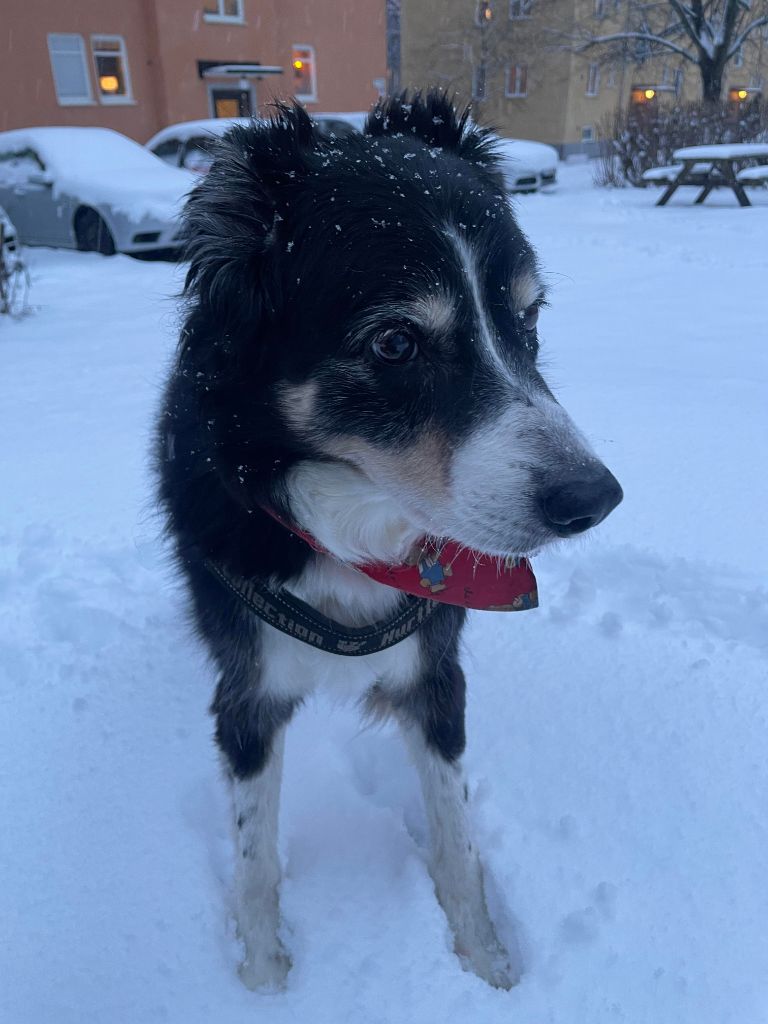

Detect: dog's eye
[371, 332, 419, 364]
[522, 304, 539, 332]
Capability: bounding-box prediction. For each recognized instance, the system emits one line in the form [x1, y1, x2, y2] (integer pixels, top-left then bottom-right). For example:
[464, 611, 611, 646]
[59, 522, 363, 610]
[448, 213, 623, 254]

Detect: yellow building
[399, 0, 767, 155]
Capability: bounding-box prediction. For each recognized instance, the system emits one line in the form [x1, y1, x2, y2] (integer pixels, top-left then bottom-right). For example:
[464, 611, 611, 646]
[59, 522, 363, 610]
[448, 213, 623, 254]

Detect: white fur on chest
[258, 555, 424, 702]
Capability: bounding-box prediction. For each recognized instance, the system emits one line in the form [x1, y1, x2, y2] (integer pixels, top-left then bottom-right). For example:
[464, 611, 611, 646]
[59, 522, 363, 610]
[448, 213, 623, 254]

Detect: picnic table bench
[646, 143, 768, 208]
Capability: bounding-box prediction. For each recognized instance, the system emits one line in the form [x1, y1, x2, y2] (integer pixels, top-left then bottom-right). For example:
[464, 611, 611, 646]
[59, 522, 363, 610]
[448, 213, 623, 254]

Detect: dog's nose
[540, 469, 623, 537]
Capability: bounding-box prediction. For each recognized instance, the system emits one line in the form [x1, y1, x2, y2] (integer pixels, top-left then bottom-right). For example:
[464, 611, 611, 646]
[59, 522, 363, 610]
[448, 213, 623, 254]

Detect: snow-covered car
[311, 112, 368, 138]
[492, 137, 559, 193]
[146, 117, 258, 174]
[0, 127, 194, 256]
[147, 112, 368, 175]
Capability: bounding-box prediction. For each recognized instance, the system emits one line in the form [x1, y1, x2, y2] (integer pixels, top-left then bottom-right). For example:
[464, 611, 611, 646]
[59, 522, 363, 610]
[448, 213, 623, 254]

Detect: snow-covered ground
[2, 164, 767, 1024]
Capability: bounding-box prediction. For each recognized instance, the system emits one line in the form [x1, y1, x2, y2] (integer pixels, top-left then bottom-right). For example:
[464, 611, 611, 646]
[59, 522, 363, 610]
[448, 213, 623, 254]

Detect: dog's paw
[237, 944, 292, 992]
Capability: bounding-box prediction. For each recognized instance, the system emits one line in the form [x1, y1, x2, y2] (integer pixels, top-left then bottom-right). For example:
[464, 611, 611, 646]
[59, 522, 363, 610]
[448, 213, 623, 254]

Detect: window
[472, 64, 487, 100]
[606, 68, 617, 88]
[48, 34, 92, 106]
[203, 0, 244, 23]
[594, 0, 605, 17]
[581, 125, 594, 142]
[733, 47, 744, 68]
[0, 150, 47, 187]
[674, 68, 685, 96]
[509, 0, 533, 18]
[505, 64, 528, 97]
[152, 139, 182, 166]
[91, 36, 132, 103]
[291, 45, 317, 101]
[586, 62, 600, 96]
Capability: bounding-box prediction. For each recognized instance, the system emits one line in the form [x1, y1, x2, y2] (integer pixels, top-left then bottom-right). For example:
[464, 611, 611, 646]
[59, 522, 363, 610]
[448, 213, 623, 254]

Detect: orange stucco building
[1, 0, 387, 140]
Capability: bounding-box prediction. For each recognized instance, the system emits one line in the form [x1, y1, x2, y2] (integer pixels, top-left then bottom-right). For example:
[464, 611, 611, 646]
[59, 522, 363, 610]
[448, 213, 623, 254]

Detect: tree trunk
[700, 56, 725, 104]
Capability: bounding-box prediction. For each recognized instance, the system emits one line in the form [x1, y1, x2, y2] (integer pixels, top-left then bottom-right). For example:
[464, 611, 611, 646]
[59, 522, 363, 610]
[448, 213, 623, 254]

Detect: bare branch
[726, 14, 768, 56]
[574, 31, 699, 62]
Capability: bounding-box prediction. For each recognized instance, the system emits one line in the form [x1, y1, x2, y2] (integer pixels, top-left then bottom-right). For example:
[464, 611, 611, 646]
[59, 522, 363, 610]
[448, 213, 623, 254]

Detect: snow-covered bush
[595, 97, 767, 187]
[0, 205, 29, 317]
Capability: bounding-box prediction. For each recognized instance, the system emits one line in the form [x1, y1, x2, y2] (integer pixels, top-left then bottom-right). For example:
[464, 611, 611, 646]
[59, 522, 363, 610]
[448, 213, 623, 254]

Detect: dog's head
[179, 92, 621, 564]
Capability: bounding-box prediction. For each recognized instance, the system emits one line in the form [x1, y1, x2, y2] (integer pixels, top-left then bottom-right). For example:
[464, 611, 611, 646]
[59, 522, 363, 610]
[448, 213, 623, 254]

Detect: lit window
[505, 64, 528, 98]
[291, 45, 317, 102]
[91, 36, 132, 103]
[48, 34, 92, 106]
[472, 64, 487, 100]
[509, 0, 533, 18]
[203, 0, 244, 22]
[586, 62, 600, 96]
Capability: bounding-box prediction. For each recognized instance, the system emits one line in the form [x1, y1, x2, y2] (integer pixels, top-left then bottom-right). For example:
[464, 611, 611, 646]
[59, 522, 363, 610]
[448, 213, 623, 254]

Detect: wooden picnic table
[656, 142, 768, 208]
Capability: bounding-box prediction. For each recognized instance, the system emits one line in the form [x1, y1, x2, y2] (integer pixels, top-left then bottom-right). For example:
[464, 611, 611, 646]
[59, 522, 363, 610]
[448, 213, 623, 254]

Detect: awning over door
[198, 61, 283, 79]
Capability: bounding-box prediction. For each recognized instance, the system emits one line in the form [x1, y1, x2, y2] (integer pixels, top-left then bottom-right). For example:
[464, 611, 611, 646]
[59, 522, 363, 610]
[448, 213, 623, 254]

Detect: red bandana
[266, 509, 538, 612]
[356, 539, 538, 612]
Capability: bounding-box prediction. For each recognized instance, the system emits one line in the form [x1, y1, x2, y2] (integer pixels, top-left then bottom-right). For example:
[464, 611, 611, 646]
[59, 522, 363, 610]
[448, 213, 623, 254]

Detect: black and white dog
[157, 92, 622, 991]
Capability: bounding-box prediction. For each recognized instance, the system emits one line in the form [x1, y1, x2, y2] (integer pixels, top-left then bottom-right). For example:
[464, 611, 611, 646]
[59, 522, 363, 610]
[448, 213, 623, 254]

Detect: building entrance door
[210, 86, 253, 118]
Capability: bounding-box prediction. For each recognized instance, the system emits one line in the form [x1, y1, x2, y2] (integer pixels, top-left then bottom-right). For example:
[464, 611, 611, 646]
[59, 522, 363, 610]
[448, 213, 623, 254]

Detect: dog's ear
[366, 90, 499, 170]
[179, 103, 317, 359]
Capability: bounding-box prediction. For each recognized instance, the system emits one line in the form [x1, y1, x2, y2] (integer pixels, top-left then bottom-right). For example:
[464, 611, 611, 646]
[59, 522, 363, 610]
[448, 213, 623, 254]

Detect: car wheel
[75, 208, 116, 256]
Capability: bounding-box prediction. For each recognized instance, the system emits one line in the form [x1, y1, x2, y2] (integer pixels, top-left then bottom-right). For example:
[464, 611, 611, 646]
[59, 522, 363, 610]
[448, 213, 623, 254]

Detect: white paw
[237, 943, 292, 992]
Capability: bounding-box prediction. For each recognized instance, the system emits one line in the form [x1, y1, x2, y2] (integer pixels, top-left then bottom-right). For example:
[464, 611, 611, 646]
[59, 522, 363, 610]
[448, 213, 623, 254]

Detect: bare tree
[564, 0, 768, 103]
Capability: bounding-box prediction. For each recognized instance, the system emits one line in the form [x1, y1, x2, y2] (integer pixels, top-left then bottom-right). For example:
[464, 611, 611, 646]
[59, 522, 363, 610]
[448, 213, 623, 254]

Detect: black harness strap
[204, 559, 439, 656]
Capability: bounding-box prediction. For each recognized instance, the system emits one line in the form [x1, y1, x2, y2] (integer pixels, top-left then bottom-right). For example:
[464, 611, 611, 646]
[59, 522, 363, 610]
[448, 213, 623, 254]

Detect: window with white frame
[581, 125, 594, 142]
[91, 36, 132, 103]
[291, 45, 317, 102]
[203, 0, 244, 23]
[586, 62, 600, 96]
[509, 0, 533, 18]
[674, 68, 685, 95]
[48, 34, 92, 106]
[472, 64, 487, 100]
[594, 0, 605, 17]
[505, 63, 528, 97]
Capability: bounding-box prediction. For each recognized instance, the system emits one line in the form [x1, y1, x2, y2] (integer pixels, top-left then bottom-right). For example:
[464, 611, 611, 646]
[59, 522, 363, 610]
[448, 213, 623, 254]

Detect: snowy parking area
[2, 164, 767, 1024]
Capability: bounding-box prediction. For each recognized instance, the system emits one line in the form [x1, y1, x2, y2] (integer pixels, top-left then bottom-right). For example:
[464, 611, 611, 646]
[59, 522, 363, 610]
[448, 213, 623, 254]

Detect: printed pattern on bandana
[356, 539, 538, 611]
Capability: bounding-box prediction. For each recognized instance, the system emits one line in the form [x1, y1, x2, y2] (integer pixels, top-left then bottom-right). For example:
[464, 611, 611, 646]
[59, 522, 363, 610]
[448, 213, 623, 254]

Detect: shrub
[595, 97, 767, 187]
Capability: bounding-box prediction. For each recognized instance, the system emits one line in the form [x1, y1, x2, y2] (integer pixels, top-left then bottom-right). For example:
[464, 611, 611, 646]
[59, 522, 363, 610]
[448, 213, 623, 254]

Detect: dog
[156, 91, 622, 992]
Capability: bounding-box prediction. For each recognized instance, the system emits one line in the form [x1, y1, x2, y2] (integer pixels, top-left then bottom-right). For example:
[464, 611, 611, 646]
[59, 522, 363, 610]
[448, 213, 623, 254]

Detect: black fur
[156, 91, 543, 777]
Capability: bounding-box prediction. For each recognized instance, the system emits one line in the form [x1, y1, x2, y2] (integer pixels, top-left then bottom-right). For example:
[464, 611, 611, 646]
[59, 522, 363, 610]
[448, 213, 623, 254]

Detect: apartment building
[399, 0, 767, 154]
[1, 0, 387, 141]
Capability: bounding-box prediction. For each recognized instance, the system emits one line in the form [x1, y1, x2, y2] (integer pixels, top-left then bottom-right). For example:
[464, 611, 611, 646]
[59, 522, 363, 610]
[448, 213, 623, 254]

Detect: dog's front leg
[215, 685, 295, 991]
[397, 664, 520, 990]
